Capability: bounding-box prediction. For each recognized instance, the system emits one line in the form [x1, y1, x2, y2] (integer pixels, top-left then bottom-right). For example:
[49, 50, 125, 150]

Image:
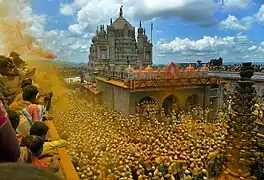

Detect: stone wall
[96, 80, 131, 115]
[96, 79, 223, 115]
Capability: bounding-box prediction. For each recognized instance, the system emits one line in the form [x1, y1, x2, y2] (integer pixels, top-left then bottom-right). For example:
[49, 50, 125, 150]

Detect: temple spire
[119, 5, 123, 17]
[139, 21, 142, 27]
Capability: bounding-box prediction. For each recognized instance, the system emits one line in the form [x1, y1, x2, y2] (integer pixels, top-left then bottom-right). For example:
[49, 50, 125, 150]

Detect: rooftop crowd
[0, 52, 66, 179]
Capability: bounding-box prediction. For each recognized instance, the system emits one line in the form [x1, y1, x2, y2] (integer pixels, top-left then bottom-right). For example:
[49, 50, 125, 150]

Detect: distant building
[88, 6, 153, 70]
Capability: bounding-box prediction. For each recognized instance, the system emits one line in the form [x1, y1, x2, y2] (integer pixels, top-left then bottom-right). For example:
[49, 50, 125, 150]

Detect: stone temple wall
[96, 80, 131, 115]
[96, 78, 221, 115]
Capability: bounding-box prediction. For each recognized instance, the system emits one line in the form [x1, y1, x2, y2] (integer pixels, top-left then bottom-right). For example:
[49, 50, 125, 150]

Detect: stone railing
[124, 76, 222, 90]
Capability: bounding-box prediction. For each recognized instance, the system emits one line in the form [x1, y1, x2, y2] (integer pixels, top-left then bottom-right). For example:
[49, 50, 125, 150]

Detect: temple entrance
[137, 96, 157, 116]
[185, 94, 197, 111]
[138, 96, 155, 104]
[162, 95, 180, 115]
[185, 93, 197, 107]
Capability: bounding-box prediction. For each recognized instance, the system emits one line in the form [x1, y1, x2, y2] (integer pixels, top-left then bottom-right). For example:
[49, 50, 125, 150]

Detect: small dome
[98, 30, 105, 37]
[186, 65, 194, 71]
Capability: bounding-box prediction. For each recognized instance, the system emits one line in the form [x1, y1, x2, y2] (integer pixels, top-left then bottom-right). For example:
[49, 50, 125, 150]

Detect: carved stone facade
[88, 6, 153, 70]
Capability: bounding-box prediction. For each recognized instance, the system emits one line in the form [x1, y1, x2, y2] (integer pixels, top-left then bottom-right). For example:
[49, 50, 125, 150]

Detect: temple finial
[119, 5, 123, 17]
[139, 21, 142, 27]
[110, 18, 113, 24]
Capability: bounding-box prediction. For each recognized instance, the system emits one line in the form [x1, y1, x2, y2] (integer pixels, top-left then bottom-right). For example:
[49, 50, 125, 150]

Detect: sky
[1, 0, 264, 64]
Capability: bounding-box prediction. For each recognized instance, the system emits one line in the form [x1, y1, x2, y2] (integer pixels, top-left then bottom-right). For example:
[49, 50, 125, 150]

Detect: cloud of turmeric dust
[0, 1, 72, 112]
[27, 59, 73, 112]
[0, 0, 56, 59]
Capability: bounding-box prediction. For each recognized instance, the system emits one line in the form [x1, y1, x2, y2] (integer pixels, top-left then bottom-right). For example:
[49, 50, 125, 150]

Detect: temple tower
[88, 6, 152, 70]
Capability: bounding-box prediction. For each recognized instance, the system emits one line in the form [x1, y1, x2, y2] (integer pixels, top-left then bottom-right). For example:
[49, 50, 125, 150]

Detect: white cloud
[257, 5, 264, 24]
[256, 46, 264, 53]
[242, 55, 249, 59]
[219, 15, 255, 31]
[248, 45, 257, 51]
[60, 0, 88, 16]
[60, 0, 219, 35]
[132, 0, 218, 22]
[222, 0, 255, 9]
[156, 33, 264, 63]
[0, 0, 91, 62]
[157, 36, 236, 53]
[60, 4, 75, 16]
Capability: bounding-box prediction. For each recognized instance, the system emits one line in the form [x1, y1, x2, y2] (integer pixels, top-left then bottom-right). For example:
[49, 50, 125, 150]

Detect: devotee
[9, 52, 26, 69]
[9, 84, 39, 111]
[4, 78, 32, 110]
[0, 72, 16, 104]
[5, 107, 35, 163]
[8, 52, 37, 78]
[0, 76, 15, 99]
[14, 85, 48, 135]
[6, 109, 20, 131]
[204, 107, 210, 122]
[0, 55, 19, 77]
[20, 135, 60, 172]
[30, 121, 49, 139]
[29, 121, 68, 155]
[20, 102, 46, 129]
[17, 146, 33, 164]
[0, 100, 20, 162]
[10, 78, 53, 112]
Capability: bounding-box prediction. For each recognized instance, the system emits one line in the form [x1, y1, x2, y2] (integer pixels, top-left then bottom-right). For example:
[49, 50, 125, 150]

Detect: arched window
[162, 95, 180, 114]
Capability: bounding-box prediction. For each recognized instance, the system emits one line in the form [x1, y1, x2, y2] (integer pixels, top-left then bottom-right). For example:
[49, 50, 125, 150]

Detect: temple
[88, 6, 153, 70]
